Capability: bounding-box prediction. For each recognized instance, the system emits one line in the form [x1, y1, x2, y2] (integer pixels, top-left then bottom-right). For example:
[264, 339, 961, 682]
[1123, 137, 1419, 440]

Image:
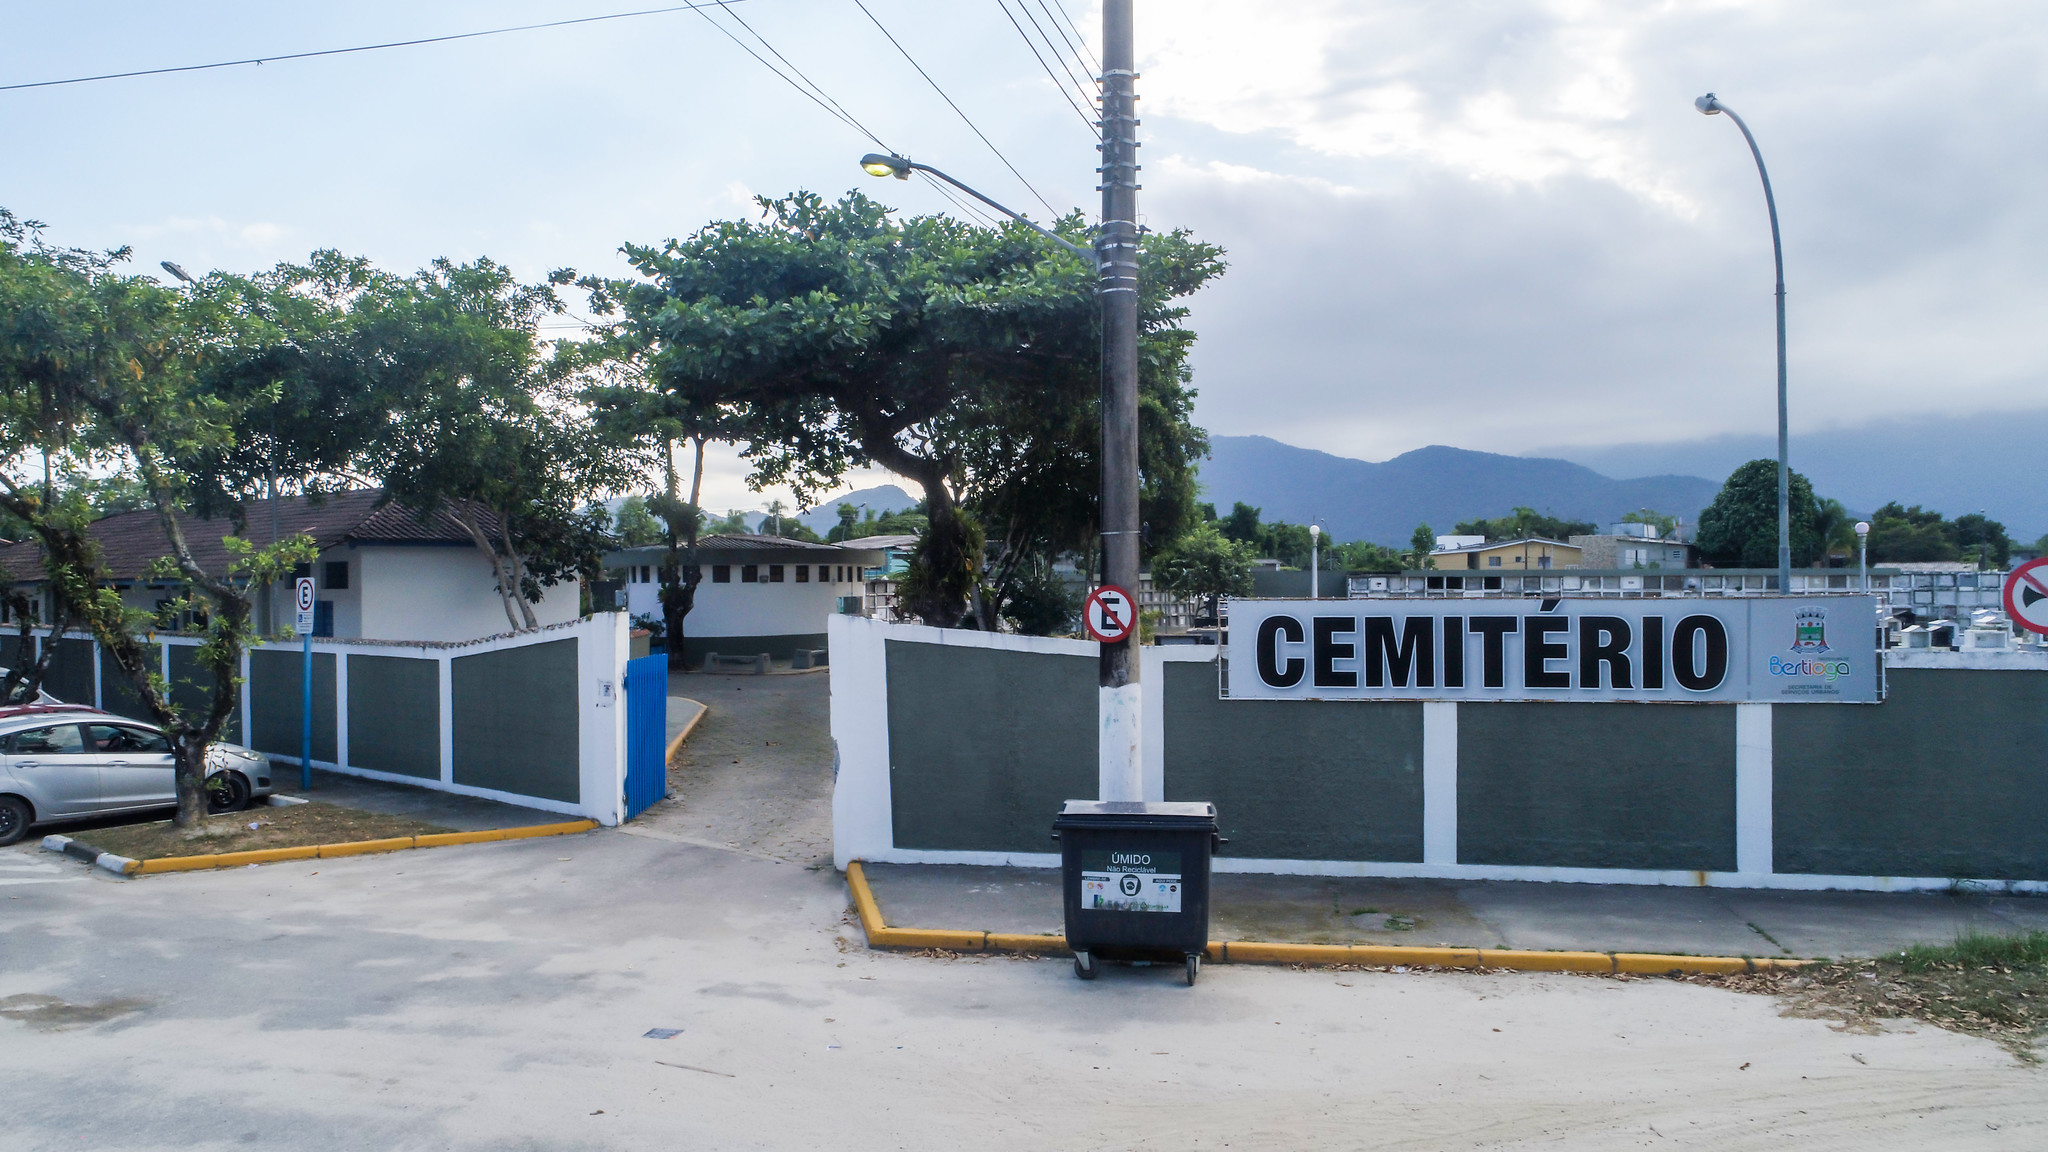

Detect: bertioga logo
[1791, 606, 1829, 654]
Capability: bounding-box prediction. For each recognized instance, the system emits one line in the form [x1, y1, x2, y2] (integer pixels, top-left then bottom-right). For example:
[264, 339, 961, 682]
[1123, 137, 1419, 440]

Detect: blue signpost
[295, 576, 315, 791]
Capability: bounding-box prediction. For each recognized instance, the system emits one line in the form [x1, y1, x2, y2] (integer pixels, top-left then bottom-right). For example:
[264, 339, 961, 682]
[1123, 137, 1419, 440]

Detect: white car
[0, 704, 276, 846]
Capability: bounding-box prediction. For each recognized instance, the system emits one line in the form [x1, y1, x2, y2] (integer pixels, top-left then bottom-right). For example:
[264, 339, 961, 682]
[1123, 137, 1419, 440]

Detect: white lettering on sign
[1225, 597, 1880, 704]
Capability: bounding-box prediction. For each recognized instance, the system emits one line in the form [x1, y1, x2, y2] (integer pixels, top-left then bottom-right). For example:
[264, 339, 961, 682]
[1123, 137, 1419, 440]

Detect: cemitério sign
[1224, 596, 1880, 704]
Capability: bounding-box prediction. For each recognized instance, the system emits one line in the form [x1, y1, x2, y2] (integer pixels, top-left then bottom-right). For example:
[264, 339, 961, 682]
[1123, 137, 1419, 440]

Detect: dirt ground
[74, 802, 449, 860]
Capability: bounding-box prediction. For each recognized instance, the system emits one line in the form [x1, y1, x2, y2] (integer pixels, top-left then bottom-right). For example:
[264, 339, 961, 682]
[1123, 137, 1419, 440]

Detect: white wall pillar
[436, 653, 455, 786]
[1422, 701, 1458, 865]
[333, 650, 349, 771]
[1735, 703, 1774, 876]
[1098, 683, 1142, 802]
[829, 614, 896, 869]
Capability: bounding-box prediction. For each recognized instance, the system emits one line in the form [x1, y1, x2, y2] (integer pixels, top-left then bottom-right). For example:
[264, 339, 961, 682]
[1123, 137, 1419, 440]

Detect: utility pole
[1096, 0, 1143, 802]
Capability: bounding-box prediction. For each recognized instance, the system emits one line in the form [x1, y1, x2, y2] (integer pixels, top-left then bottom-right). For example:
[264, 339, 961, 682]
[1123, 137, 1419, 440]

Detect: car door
[87, 723, 177, 812]
[3, 724, 101, 817]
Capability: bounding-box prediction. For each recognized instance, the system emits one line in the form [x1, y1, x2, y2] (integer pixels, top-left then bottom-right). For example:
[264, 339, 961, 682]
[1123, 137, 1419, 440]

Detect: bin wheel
[1185, 953, 1201, 986]
[1074, 950, 1097, 981]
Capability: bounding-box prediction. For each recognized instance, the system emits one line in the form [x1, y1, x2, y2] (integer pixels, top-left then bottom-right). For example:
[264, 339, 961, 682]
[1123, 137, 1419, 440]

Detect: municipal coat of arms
[1791, 606, 1829, 654]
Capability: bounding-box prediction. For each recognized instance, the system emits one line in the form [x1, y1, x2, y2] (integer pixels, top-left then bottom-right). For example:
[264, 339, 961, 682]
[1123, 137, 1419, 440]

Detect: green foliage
[1865, 503, 2010, 568]
[707, 509, 753, 535]
[1695, 460, 1824, 568]
[1152, 522, 1256, 604]
[1405, 523, 1437, 569]
[611, 496, 664, 546]
[600, 190, 1222, 627]
[1813, 498, 1858, 560]
[1453, 507, 1596, 543]
[1333, 539, 1403, 571]
[1620, 508, 1679, 537]
[998, 563, 1079, 637]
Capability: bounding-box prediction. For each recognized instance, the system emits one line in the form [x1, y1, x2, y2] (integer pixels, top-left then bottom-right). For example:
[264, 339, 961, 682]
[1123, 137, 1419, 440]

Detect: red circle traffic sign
[2003, 558, 2048, 636]
[1083, 584, 1137, 644]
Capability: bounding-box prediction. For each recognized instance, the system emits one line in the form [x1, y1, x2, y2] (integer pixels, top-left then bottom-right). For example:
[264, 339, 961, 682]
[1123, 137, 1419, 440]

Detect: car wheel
[205, 772, 251, 815]
[0, 795, 30, 846]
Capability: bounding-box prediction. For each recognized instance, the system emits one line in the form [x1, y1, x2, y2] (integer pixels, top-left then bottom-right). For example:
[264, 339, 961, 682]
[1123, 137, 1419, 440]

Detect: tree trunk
[450, 506, 527, 631]
[494, 506, 541, 631]
[662, 434, 708, 671]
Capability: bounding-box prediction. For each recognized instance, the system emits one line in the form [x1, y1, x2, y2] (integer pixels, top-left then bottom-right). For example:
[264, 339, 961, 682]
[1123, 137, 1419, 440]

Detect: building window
[741, 565, 759, 583]
[324, 560, 350, 590]
[713, 565, 731, 583]
[1466, 553, 1479, 570]
[1537, 555, 1551, 570]
[795, 565, 809, 582]
[1488, 556, 1502, 568]
[769, 565, 784, 583]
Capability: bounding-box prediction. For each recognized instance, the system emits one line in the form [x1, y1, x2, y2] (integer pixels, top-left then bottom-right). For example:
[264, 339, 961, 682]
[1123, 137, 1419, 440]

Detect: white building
[0, 489, 579, 643]
[606, 535, 885, 664]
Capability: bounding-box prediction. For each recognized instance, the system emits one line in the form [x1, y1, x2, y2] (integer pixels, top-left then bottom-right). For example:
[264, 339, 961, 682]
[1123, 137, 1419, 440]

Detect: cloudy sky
[7, 1, 2045, 514]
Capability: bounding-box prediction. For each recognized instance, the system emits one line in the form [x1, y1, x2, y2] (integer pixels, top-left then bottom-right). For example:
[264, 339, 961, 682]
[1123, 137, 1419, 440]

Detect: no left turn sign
[1083, 584, 1136, 644]
[2003, 558, 2048, 636]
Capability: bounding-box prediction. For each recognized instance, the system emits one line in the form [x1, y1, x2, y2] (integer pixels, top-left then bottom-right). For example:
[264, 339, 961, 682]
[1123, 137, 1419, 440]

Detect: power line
[706, 1, 889, 149]
[848, 0, 1060, 218]
[1043, 0, 1099, 75]
[1013, 0, 1097, 108]
[0, 1, 760, 93]
[687, 2, 889, 150]
[994, 0, 1097, 136]
[917, 171, 1003, 228]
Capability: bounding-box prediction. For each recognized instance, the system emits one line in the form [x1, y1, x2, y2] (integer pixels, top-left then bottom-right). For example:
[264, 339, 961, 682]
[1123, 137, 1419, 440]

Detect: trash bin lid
[1054, 799, 1217, 830]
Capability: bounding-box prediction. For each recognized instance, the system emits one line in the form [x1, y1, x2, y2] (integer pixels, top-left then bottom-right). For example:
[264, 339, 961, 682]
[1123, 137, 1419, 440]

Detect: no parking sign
[2003, 559, 2048, 636]
[1083, 584, 1136, 644]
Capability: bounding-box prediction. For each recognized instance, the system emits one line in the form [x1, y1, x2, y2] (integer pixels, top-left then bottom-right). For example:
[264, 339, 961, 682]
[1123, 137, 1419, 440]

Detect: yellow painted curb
[843, 860, 1805, 976]
[666, 699, 708, 766]
[130, 820, 598, 875]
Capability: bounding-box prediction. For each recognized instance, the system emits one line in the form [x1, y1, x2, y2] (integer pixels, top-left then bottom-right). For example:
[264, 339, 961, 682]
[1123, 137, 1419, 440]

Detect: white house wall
[357, 546, 578, 643]
[624, 565, 861, 639]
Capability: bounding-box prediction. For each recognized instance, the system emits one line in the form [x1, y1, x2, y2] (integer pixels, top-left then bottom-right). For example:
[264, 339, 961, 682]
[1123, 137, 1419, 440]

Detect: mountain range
[1197, 436, 1721, 546]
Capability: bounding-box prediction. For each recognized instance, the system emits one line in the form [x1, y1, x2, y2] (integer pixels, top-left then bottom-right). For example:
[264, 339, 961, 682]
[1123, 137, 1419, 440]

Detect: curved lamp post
[859, 153, 1095, 265]
[1696, 92, 1791, 595]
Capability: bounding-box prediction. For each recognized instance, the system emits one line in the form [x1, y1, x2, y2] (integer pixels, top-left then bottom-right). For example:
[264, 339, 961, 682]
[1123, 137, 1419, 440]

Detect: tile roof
[0, 489, 495, 585]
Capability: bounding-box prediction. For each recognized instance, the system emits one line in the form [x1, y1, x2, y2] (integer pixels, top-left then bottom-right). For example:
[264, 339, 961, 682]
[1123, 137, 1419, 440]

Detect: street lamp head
[1694, 92, 1722, 116]
[859, 153, 912, 180]
[1308, 524, 1321, 538]
[1855, 521, 1870, 538]
[160, 260, 194, 283]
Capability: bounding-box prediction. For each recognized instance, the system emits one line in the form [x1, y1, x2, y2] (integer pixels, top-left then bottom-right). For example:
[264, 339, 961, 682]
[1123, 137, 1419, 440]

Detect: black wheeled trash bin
[1054, 800, 1220, 985]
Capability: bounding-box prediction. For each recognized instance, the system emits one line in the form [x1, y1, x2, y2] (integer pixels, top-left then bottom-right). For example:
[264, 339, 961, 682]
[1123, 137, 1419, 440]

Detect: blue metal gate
[623, 653, 669, 821]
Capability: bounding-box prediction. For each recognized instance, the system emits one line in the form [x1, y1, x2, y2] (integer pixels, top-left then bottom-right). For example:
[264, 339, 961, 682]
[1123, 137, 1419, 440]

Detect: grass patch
[1695, 930, 2048, 1062]
[77, 803, 451, 861]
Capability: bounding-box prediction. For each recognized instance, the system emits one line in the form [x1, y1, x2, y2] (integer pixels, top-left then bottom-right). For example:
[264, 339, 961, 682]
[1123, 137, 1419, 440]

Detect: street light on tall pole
[1696, 92, 1791, 595]
[855, 0, 1145, 802]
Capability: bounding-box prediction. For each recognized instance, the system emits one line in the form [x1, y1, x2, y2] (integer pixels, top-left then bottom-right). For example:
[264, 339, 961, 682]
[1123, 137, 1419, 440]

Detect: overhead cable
[689, 2, 892, 149]
[706, 0, 890, 149]
[994, 0, 1098, 135]
[1013, 0, 1098, 107]
[1043, 0, 1100, 74]
[848, 0, 1060, 218]
[0, 1, 760, 92]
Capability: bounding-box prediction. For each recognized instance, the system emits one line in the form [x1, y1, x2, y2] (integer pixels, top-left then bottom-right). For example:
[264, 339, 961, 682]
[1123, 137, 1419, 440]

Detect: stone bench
[703, 652, 769, 675]
[792, 648, 828, 670]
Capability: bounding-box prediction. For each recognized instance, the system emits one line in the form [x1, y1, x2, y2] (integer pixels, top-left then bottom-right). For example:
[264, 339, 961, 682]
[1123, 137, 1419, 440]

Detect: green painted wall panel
[1457, 703, 1738, 871]
[249, 649, 338, 763]
[451, 639, 580, 802]
[683, 632, 827, 665]
[168, 644, 242, 744]
[347, 655, 442, 780]
[38, 636, 95, 707]
[1775, 669, 2048, 879]
[98, 644, 162, 723]
[1163, 660, 1424, 862]
[886, 640, 1096, 853]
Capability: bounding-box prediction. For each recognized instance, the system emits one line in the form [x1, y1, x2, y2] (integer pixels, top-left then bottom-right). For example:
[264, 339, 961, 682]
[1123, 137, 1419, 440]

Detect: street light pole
[1696, 92, 1791, 596]
[1309, 523, 1321, 600]
[1856, 520, 1870, 592]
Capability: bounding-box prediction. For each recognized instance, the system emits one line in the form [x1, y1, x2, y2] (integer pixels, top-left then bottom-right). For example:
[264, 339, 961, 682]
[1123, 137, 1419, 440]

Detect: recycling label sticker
[1079, 849, 1182, 913]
